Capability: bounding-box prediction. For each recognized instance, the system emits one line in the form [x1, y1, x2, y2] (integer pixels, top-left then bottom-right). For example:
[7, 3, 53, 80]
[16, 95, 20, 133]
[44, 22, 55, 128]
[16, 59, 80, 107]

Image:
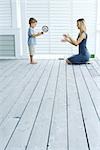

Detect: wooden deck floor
[0, 59, 100, 150]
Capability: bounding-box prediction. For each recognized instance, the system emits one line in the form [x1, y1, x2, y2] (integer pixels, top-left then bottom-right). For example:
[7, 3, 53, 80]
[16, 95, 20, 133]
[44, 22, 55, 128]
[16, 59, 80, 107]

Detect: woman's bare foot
[64, 59, 72, 64]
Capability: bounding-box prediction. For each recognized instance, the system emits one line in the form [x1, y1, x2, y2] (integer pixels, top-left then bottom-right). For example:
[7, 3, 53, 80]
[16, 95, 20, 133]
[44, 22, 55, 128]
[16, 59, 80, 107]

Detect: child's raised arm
[32, 32, 43, 37]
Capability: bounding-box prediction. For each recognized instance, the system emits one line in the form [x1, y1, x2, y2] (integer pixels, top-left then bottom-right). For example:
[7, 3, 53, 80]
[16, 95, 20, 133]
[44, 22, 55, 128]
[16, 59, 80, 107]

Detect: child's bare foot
[30, 59, 38, 64]
[33, 61, 38, 64]
[31, 60, 38, 64]
[30, 61, 37, 64]
[33, 60, 38, 63]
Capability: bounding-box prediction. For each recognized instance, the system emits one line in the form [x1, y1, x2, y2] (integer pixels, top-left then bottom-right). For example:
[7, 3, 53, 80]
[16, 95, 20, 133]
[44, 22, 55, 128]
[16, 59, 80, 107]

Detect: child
[28, 18, 43, 64]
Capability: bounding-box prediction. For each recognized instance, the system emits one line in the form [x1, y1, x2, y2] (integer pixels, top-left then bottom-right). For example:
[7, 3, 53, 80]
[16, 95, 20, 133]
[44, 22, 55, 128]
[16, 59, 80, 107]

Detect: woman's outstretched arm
[67, 33, 86, 46]
[62, 33, 86, 46]
[62, 37, 75, 46]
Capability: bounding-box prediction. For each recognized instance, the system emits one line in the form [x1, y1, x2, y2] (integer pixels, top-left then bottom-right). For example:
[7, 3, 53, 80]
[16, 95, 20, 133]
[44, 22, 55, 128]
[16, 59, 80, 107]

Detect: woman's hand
[66, 34, 70, 38]
[61, 33, 71, 43]
[63, 34, 67, 38]
[63, 34, 70, 38]
[61, 38, 69, 42]
[61, 39, 66, 42]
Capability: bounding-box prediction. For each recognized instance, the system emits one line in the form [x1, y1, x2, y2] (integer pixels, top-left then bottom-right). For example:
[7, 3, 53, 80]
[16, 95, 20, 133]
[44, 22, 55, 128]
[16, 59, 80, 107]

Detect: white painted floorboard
[0, 59, 100, 150]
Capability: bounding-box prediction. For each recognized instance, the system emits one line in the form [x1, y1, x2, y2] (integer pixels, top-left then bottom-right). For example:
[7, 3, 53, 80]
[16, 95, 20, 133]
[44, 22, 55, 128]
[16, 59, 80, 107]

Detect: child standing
[28, 18, 43, 64]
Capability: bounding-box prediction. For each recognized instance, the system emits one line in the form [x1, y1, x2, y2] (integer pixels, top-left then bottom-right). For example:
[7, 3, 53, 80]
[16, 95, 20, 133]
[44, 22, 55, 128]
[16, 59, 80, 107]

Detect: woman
[62, 18, 90, 64]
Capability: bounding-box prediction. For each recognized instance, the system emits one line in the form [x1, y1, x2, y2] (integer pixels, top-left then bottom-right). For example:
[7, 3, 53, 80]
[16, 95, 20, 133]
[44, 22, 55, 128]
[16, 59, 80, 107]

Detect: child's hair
[29, 18, 37, 25]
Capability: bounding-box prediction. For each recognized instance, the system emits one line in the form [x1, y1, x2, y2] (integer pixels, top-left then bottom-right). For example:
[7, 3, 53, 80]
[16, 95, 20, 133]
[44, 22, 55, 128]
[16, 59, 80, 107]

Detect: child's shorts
[28, 45, 35, 56]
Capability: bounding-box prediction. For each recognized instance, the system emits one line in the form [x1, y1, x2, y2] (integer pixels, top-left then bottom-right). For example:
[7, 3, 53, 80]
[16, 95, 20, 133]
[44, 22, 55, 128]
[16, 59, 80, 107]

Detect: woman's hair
[77, 18, 85, 22]
[77, 18, 86, 31]
[29, 18, 37, 25]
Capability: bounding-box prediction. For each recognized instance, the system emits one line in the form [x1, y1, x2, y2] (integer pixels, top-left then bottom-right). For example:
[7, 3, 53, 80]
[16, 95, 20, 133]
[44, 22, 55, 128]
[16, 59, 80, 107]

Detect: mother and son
[28, 17, 90, 64]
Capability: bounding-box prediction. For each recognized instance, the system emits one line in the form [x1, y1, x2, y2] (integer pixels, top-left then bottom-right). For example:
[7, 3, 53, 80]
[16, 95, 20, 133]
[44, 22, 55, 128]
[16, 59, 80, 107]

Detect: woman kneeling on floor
[62, 18, 90, 64]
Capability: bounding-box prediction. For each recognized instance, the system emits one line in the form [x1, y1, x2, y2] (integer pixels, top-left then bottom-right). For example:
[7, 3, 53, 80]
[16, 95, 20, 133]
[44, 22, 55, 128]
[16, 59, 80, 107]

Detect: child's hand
[38, 32, 43, 36]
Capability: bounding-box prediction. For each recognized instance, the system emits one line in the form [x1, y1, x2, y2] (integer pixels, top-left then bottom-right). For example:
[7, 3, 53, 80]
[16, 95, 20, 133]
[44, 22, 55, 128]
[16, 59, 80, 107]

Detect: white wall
[0, 0, 99, 58]
[21, 0, 97, 58]
[96, 0, 100, 58]
[0, 0, 22, 58]
[0, 0, 12, 27]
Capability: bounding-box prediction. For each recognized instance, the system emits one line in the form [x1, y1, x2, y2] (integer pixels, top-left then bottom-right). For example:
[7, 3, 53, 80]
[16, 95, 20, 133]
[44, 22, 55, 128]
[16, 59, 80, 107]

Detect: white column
[20, 0, 28, 57]
[11, 0, 22, 58]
